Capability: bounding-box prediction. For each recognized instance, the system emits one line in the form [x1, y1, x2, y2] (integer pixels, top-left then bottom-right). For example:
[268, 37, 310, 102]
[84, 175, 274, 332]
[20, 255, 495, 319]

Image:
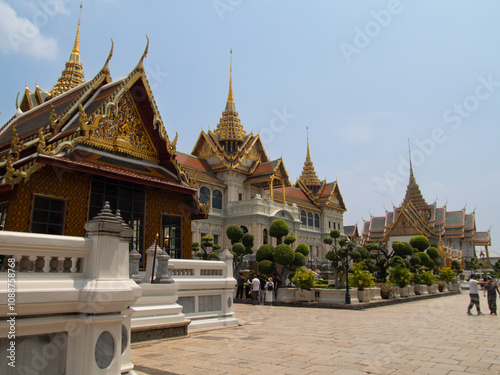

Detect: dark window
[314, 214, 320, 228]
[200, 187, 210, 204]
[238, 193, 243, 201]
[30, 195, 66, 235]
[162, 215, 182, 259]
[308, 212, 313, 227]
[263, 228, 268, 244]
[241, 226, 248, 234]
[212, 189, 222, 209]
[213, 234, 219, 245]
[89, 175, 145, 264]
[333, 222, 336, 229]
[328, 221, 331, 229]
[301, 211, 306, 225]
[0, 202, 7, 230]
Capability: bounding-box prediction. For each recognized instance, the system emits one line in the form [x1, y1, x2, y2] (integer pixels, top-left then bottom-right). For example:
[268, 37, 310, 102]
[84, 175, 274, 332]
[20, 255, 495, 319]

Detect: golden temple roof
[297, 130, 321, 189]
[213, 50, 246, 146]
[50, 4, 85, 98]
[401, 146, 428, 211]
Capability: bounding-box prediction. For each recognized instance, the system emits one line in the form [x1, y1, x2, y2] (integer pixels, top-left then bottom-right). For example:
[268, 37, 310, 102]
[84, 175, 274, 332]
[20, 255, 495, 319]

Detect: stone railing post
[129, 246, 142, 284]
[219, 248, 234, 277]
[155, 248, 173, 284]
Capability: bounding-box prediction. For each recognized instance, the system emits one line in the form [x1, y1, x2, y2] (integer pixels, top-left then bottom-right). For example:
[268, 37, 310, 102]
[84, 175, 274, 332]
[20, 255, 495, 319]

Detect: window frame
[30, 194, 67, 235]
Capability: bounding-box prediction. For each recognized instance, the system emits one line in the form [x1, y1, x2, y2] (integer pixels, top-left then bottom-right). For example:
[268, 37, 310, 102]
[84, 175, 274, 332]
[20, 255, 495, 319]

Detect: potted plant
[388, 264, 412, 297]
[350, 262, 375, 302]
[421, 271, 437, 293]
[439, 267, 456, 291]
[292, 267, 315, 302]
[378, 282, 397, 299]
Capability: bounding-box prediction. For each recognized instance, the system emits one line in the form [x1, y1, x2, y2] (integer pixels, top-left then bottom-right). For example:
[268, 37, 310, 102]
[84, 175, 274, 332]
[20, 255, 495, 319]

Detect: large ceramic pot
[357, 289, 370, 303]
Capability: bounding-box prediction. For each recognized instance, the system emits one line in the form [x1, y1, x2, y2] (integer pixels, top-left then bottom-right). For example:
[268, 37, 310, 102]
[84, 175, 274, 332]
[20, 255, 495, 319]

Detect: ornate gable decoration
[84, 92, 157, 161]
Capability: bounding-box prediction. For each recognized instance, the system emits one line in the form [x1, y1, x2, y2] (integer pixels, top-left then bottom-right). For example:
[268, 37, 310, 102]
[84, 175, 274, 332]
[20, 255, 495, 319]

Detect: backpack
[267, 282, 273, 291]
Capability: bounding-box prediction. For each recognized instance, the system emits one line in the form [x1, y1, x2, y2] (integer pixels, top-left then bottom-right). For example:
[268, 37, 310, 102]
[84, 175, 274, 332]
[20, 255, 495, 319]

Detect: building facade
[361, 159, 491, 267]
[0, 13, 206, 263]
[177, 55, 347, 263]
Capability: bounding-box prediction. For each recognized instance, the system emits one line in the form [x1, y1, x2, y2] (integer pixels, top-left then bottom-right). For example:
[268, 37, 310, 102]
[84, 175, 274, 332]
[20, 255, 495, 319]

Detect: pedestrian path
[131, 292, 500, 374]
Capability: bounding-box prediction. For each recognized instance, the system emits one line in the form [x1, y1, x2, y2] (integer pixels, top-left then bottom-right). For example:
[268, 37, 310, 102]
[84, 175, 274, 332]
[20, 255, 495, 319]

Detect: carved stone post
[154, 248, 173, 284]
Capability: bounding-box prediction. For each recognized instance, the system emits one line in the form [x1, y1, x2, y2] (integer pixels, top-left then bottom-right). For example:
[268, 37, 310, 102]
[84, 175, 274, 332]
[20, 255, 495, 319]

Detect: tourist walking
[235, 273, 245, 299]
[467, 274, 486, 315]
[251, 274, 260, 305]
[265, 277, 274, 306]
[483, 276, 500, 315]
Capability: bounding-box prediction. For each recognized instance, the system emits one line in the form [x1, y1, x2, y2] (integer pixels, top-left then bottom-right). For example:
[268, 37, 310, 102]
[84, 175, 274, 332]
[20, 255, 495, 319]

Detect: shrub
[439, 267, 456, 283]
[226, 224, 243, 244]
[295, 243, 310, 256]
[273, 244, 295, 267]
[209, 252, 220, 260]
[284, 235, 296, 245]
[427, 247, 440, 260]
[416, 252, 434, 269]
[410, 235, 430, 252]
[389, 264, 412, 288]
[291, 267, 315, 290]
[269, 219, 289, 243]
[421, 271, 437, 286]
[241, 232, 255, 248]
[258, 260, 274, 275]
[232, 242, 245, 257]
[294, 252, 307, 267]
[256, 244, 274, 262]
[350, 262, 375, 290]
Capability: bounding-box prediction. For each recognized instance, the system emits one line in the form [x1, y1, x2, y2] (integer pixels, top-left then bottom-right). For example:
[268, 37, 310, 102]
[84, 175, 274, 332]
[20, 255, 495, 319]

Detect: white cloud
[0, 0, 58, 60]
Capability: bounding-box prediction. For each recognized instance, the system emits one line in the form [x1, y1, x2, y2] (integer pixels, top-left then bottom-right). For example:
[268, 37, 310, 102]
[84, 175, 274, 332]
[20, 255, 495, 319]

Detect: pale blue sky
[1, 0, 498, 254]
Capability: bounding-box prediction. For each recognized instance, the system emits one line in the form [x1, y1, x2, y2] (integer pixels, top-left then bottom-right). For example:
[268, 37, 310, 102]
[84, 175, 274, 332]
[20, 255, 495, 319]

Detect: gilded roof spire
[214, 50, 246, 146]
[50, 3, 85, 98]
[298, 127, 321, 190]
[402, 140, 428, 211]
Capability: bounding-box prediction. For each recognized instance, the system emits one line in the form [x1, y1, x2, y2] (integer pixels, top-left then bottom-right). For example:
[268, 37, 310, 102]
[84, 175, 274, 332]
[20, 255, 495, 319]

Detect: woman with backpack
[265, 277, 274, 306]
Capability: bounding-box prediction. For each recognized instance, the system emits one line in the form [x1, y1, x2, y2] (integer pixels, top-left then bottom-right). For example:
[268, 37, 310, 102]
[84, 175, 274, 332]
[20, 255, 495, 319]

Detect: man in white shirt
[467, 274, 486, 315]
[251, 275, 261, 305]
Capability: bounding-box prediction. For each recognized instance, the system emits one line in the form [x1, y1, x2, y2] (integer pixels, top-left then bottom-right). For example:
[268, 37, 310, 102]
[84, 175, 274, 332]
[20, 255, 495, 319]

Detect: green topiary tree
[269, 219, 289, 244]
[416, 251, 434, 270]
[226, 224, 244, 244]
[273, 243, 294, 285]
[256, 244, 274, 262]
[410, 235, 430, 252]
[284, 235, 296, 245]
[227, 224, 253, 277]
[294, 252, 307, 268]
[295, 243, 310, 257]
[258, 260, 274, 275]
[195, 236, 221, 260]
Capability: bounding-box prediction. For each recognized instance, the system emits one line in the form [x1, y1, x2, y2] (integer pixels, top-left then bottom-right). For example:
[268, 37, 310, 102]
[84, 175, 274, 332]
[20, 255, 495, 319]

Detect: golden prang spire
[402, 140, 428, 211]
[298, 128, 321, 191]
[50, 3, 85, 98]
[214, 49, 246, 152]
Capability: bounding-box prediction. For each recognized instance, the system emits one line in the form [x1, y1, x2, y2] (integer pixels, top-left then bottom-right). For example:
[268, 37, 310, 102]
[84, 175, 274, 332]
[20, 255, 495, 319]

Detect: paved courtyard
[131, 292, 500, 375]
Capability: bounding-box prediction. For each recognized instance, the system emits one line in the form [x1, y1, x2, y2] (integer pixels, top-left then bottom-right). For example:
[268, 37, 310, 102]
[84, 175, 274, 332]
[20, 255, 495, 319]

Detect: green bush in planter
[439, 267, 456, 283]
[421, 271, 437, 286]
[256, 244, 274, 262]
[291, 267, 315, 290]
[349, 262, 375, 290]
[389, 264, 412, 288]
[295, 243, 310, 257]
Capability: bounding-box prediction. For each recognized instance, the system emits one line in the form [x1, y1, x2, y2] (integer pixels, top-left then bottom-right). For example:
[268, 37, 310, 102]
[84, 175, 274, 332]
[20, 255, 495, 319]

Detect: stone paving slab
[131, 293, 500, 375]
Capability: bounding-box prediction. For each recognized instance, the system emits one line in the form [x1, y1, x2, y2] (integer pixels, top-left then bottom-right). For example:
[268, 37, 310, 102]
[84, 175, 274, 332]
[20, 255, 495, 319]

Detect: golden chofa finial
[136, 35, 149, 72]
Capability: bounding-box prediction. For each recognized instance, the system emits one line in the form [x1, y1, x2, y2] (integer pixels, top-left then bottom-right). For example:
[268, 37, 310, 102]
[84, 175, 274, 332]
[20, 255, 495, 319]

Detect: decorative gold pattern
[3, 167, 90, 236]
[84, 92, 158, 161]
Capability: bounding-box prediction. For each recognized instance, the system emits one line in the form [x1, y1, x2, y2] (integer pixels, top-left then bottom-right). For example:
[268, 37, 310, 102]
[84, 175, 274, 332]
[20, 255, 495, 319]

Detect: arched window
[212, 189, 222, 209]
[240, 225, 248, 234]
[301, 211, 307, 225]
[314, 214, 320, 228]
[199, 187, 210, 204]
[263, 228, 268, 244]
[307, 212, 313, 227]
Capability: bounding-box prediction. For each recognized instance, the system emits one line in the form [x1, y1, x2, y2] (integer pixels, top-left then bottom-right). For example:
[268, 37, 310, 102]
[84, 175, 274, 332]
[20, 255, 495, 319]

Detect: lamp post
[345, 241, 354, 304]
